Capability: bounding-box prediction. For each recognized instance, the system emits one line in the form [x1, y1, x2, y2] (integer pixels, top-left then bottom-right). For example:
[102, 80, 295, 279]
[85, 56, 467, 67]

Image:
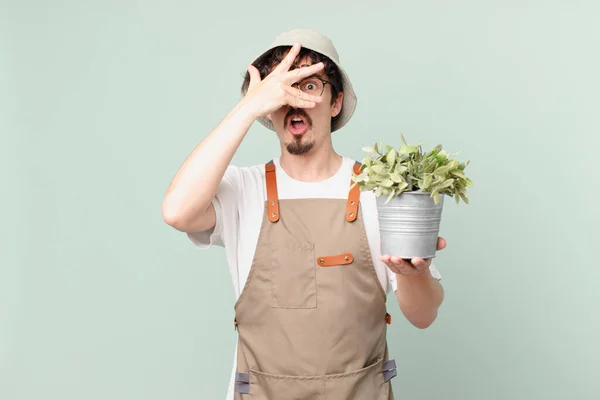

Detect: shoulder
[222, 163, 266, 187]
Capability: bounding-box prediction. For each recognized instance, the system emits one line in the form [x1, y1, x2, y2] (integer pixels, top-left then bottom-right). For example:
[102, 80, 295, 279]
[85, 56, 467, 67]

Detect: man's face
[267, 55, 343, 156]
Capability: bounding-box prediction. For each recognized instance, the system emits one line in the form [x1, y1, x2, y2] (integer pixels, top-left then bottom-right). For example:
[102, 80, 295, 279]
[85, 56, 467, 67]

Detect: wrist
[395, 268, 433, 282]
[235, 97, 261, 124]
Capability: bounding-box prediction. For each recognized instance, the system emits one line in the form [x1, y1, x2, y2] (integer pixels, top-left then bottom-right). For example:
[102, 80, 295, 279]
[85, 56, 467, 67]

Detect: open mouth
[287, 115, 309, 135]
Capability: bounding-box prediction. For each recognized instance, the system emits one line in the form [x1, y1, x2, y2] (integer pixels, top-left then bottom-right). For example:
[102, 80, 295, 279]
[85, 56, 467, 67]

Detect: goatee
[285, 136, 315, 156]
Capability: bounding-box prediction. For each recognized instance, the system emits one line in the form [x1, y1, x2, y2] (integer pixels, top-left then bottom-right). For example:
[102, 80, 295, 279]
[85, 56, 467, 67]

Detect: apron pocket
[248, 358, 388, 400]
[270, 242, 316, 309]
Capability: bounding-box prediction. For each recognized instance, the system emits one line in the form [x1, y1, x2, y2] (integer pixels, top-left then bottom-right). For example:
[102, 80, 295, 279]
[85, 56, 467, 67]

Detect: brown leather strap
[386, 313, 392, 325]
[265, 163, 279, 223]
[316, 253, 354, 267]
[346, 162, 362, 222]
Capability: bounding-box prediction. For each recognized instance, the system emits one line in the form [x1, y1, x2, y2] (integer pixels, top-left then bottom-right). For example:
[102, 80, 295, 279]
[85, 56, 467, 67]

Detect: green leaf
[459, 190, 469, 204]
[394, 164, 408, 174]
[450, 170, 467, 180]
[398, 144, 417, 154]
[362, 146, 375, 153]
[370, 164, 386, 174]
[386, 189, 396, 204]
[390, 173, 403, 183]
[433, 165, 451, 177]
[431, 189, 441, 205]
[437, 178, 455, 190]
[396, 181, 409, 192]
[422, 174, 433, 189]
[387, 149, 397, 166]
[353, 173, 368, 182]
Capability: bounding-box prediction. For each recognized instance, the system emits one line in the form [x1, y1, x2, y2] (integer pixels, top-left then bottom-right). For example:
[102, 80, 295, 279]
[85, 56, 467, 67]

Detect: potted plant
[352, 134, 473, 259]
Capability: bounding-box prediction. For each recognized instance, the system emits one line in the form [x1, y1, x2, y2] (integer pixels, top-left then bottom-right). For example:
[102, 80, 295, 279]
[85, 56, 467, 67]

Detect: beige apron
[233, 161, 397, 400]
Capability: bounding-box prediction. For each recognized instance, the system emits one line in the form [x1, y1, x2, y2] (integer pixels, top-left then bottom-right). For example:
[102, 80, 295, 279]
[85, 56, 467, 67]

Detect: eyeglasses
[293, 77, 331, 96]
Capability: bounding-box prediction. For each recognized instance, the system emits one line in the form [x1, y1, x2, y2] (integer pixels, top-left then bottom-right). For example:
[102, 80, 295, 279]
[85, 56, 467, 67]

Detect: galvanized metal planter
[376, 191, 444, 259]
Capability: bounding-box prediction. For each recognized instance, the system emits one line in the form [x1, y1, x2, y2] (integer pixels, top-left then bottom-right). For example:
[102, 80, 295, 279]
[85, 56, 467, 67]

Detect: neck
[279, 143, 343, 183]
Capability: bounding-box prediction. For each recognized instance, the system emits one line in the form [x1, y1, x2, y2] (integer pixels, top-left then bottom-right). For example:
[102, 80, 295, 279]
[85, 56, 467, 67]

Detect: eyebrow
[291, 75, 325, 88]
[299, 73, 326, 81]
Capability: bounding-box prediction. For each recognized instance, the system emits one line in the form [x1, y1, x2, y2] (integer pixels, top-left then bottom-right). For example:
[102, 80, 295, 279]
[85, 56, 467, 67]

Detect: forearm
[394, 270, 444, 329]
[162, 99, 257, 226]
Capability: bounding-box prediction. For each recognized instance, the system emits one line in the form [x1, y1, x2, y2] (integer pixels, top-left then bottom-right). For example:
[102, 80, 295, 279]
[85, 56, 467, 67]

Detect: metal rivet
[271, 213, 276, 217]
[349, 213, 354, 217]
[270, 201, 275, 205]
[350, 201, 355, 206]
[345, 256, 350, 261]
[319, 259, 325, 264]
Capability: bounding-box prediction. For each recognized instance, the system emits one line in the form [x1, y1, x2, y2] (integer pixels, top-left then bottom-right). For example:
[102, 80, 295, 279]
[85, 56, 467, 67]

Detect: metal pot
[376, 191, 444, 259]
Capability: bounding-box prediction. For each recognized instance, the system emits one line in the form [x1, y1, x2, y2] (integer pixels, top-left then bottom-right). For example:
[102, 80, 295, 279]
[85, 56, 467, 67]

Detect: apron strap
[265, 161, 280, 223]
[266, 160, 361, 223]
[346, 162, 362, 222]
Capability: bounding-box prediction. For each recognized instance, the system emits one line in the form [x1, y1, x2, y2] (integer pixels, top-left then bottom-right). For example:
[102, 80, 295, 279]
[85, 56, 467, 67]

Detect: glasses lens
[298, 78, 324, 95]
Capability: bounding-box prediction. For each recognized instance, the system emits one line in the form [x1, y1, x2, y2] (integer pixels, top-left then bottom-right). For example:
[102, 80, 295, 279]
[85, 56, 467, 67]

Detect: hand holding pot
[380, 237, 447, 276]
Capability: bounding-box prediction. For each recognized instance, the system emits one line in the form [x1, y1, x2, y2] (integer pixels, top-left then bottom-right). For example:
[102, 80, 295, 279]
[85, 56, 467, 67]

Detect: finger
[391, 256, 420, 271]
[412, 258, 431, 270]
[380, 255, 398, 269]
[284, 93, 316, 109]
[284, 62, 325, 83]
[274, 43, 302, 73]
[282, 85, 322, 104]
[437, 237, 447, 250]
[396, 262, 417, 276]
[382, 259, 403, 274]
[247, 64, 261, 91]
[390, 256, 407, 265]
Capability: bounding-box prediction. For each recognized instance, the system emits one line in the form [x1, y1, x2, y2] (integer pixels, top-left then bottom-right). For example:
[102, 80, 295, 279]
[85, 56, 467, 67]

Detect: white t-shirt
[187, 155, 442, 400]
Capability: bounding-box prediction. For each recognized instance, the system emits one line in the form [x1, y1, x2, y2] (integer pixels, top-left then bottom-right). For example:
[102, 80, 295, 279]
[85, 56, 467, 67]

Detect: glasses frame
[294, 77, 331, 97]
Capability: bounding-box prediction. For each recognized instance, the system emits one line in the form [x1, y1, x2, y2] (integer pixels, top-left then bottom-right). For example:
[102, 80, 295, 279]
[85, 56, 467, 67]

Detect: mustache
[284, 108, 312, 128]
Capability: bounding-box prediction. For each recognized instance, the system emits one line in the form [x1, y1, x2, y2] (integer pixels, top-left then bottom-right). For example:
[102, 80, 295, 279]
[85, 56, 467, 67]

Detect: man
[162, 29, 445, 400]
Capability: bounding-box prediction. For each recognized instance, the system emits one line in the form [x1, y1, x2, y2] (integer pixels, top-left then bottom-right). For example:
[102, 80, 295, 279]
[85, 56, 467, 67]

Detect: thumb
[247, 64, 261, 91]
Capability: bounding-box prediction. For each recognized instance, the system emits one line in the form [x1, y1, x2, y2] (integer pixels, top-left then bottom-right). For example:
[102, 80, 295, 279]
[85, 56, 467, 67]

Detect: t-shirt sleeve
[388, 262, 442, 292]
[186, 166, 240, 249]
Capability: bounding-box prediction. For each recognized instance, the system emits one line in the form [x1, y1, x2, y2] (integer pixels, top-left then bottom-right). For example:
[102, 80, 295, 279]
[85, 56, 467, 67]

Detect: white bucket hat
[248, 29, 357, 133]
